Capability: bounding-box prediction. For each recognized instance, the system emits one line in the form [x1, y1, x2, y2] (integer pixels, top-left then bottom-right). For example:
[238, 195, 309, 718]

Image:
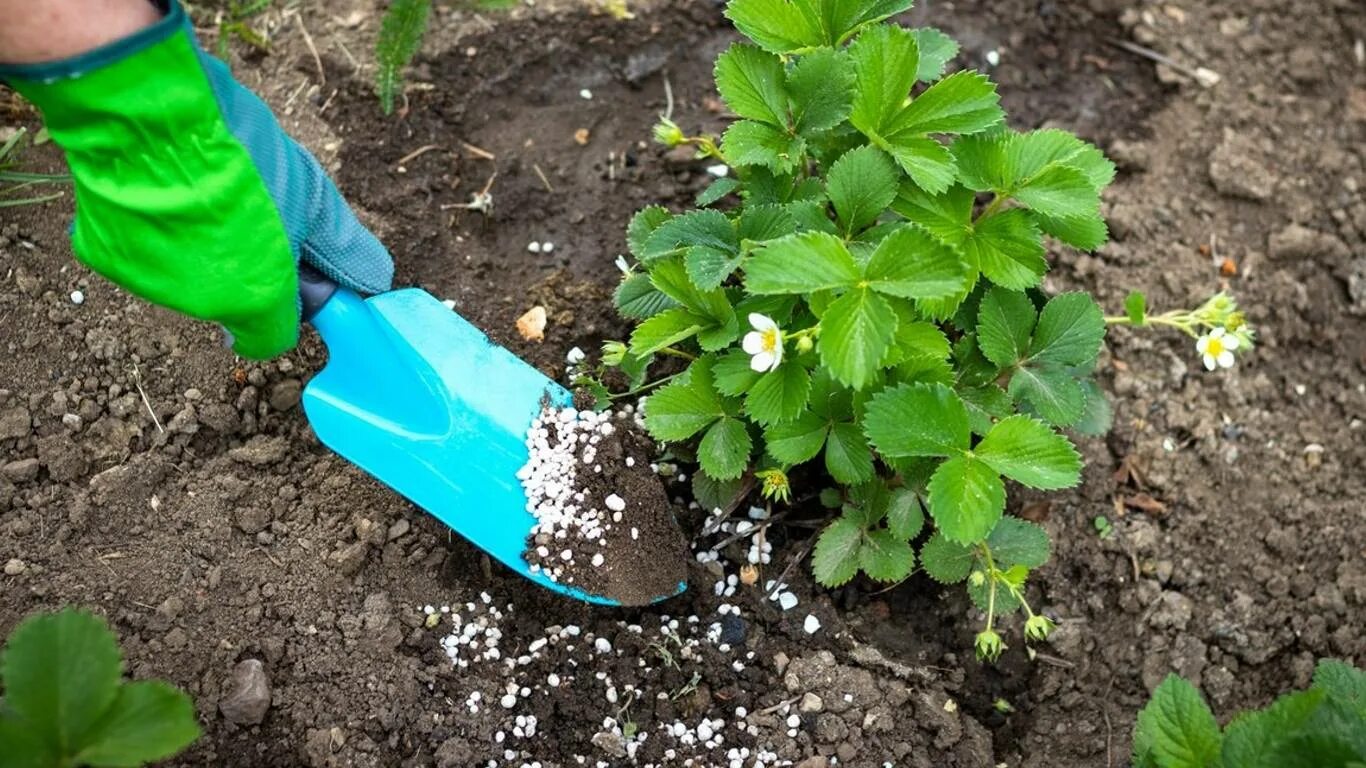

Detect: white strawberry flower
[1195, 327, 1239, 371]
[742, 313, 783, 373]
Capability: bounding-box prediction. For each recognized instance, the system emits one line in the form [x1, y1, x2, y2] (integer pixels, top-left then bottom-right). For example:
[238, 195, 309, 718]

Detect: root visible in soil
[519, 403, 687, 605]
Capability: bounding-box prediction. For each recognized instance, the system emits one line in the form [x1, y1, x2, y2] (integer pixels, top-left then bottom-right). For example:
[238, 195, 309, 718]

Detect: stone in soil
[518, 402, 686, 606]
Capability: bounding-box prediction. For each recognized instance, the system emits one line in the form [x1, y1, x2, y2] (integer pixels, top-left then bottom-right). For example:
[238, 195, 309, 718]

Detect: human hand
[0, 0, 393, 359]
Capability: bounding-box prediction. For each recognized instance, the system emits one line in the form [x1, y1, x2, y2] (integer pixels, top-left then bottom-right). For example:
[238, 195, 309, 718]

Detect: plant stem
[609, 372, 683, 400]
[978, 194, 1006, 221]
[657, 346, 697, 361]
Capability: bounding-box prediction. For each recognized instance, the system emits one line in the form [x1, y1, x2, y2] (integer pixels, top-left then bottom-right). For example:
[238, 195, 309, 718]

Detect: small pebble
[579, 88, 593, 100]
[69, 290, 84, 305]
[803, 614, 821, 634]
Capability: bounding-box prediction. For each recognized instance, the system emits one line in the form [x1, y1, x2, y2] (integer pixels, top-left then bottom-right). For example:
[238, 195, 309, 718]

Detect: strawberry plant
[592, 0, 1255, 658]
[1134, 659, 1365, 768]
[0, 609, 200, 767]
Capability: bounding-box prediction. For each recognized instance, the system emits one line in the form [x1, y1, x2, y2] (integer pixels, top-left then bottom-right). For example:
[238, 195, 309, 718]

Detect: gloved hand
[0, 0, 393, 359]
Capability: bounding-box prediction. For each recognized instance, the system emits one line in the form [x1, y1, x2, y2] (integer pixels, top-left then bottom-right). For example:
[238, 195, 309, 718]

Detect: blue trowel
[296, 266, 686, 606]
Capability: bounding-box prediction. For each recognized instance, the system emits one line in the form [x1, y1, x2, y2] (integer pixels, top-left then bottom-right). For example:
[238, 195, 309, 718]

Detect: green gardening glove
[0, 0, 393, 359]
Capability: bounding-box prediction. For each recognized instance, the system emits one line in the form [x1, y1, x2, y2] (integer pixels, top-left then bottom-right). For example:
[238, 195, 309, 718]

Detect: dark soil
[520, 405, 687, 606]
[2, 0, 1364, 765]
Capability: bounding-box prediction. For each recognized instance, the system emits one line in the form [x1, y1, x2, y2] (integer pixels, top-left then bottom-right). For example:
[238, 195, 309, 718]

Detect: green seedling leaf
[849, 24, 920, 135]
[1219, 690, 1327, 768]
[883, 134, 957, 195]
[885, 488, 925, 541]
[644, 359, 725, 441]
[694, 471, 745, 513]
[714, 348, 763, 396]
[629, 307, 706, 356]
[1037, 211, 1109, 251]
[644, 209, 738, 263]
[722, 121, 807, 174]
[746, 361, 812, 426]
[859, 528, 914, 582]
[819, 288, 897, 390]
[959, 383, 1013, 436]
[927, 456, 1004, 544]
[825, 421, 875, 484]
[686, 246, 746, 291]
[889, 70, 1003, 136]
[615, 272, 679, 320]
[1009, 128, 1116, 190]
[1008, 365, 1087, 428]
[863, 225, 968, 300]
[1125, 290, 1148, 326]
[919, 531, 974, 583]
[75, 681, 200, 767]
[820, 0, 915, 44]
[976, 287, 1037, 368]
[698, 417, 753, 480]
[738, 204, 799, 243]
[910, 27, 959, 82]
[715, 43, 790, 127]
[650, 257, 734, 323]
[1072, 378, 1112, 436]
[863, 382, 970, 457]
[787, 48, 857, 134]
[968, 209, 1047, 290]
[725, 0, 823, 54]
[827, 145, 900, 236]
[1312, 659, 1366, 716]
[765, 411, 829, 465]
[375, 0, 431, 115]
[813, 516, 864, 586]
[628, 206, 673, 259]
[1133, 675, 1222, 768]
[975, 415, 1082, 490]
[697, 177, 741, 207]
[985, 517, 1051, 568]
[1029, 292, 1105, 367]
[746, 231, 861, 294]
[1012, 164, 1100, 220]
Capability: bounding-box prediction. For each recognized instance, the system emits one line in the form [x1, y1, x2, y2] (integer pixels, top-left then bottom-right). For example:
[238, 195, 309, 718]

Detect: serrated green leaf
[976, 415, 1081, 490]
[724, 0, 822, 54]
[1314, 660, 1366, 714]
[885, 134, 957, 195]
[650, 256, 734, 323]
[819, 0, 915, 44]
[1037, 211, 1109, 251]
[738, 204, 799, 243]
[825, 421, 875, 484]
[1219, 690, 1328, 768]
[910, 27, 959, 82]
[886, 489, 925, 540]
[787, 47, 857, 134]
[891, 183, 974, 242]
[715, 43, 790, 127]
[746, 361, 812, 426]
[686, 247, 745, 291]
[985, 517, 1051, 568]
[849, 24, 920, 135]
[927, 456, 1004, 544]
[643, 209, 737, 262]
[890, 70, 1003, 136]
[1073, 378, 1112, 436]
[818, 288, 896, 390]
[697, 177, 741, 207]
[1013, 164, 1099, 220]
[614, 272, 679, 319]
[959, 383, 1013, 436]
[813, 517, 864, 586]
[967, 209, 1047, 290]
[1133, 675, 1222, 768]
[859, 528, 914, 583]
[1125, 290, 1147, 326]
[375, 0, 431, 115]
[1030, 292, 1105, 367]
[629, 307, 705, 356]
[765, 411, 830, 465]
[745, 231, 861, 294]
[827, 145, 899, 236]
[807, 368, 854, 420]
[722, 120, 807, 173]
[863, 382, 970, 457]
[863, 225, 968, 300]
[1009, 365, 1086, 427]
[714, 348, 763, 396]
[919, 531, 974, 583]
[0, 716, 58, 768]
[1008, 128, 1116, 191]
[694, 471, 745, 513]
[886, 319, 952, 366]
[627, 206, 672, 259]
[976, 287, 1036, 368]
[74, 681, 199, 768]
[785, 198, 840, 234]
[952, 132, 1012, 192]
[0, 609, 122, 757]
[698, 417, 753, 480]
[696, 307, 741, 352]
[644, 359, 724, 440]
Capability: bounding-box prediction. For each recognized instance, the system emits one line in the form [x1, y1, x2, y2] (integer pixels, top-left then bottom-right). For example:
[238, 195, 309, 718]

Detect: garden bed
[1, 0, 1363, 765]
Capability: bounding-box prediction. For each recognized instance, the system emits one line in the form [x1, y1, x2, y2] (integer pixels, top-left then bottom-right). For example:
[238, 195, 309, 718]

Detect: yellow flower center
[761, 328, 780, 352]
[1205, 337, 1224, 357]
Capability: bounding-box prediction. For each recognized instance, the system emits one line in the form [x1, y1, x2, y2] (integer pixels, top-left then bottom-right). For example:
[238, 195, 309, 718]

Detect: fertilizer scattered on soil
[518, 402, 687, 605]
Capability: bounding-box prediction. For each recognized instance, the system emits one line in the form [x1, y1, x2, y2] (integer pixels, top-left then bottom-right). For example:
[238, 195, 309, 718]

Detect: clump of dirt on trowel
[517, 396, 687, 606]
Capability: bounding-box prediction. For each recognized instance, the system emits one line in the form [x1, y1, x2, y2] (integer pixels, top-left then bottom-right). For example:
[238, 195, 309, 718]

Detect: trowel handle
[299, 262, 340, 322]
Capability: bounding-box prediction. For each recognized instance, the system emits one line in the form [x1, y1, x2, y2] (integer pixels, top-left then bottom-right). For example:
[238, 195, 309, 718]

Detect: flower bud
[1024, 614, 1055, 642]
[974, 629, 1005, 662]
[601, 340, 627, 367]
[795, 335, 814, 353]
[968, 570, 986, 588]
[652, 117, 686, 147]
